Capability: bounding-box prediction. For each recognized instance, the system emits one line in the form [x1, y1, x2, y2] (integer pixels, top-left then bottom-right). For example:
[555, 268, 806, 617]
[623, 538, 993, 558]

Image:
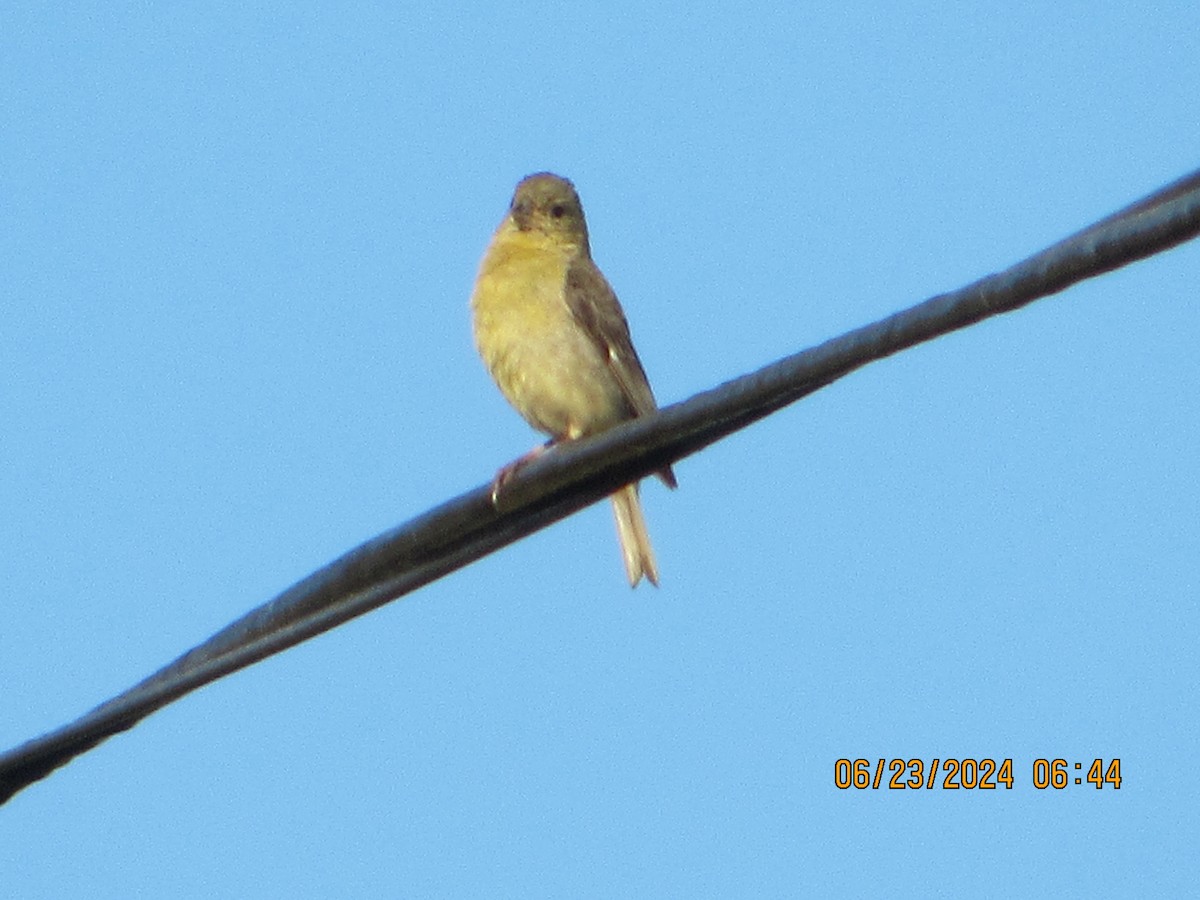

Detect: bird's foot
[490, 441, 554, 507]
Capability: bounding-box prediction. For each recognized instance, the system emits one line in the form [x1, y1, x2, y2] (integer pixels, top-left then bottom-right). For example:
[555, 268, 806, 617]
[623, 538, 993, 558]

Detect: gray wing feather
[564, 257, 658, 418]
[564, 257, 678, 490]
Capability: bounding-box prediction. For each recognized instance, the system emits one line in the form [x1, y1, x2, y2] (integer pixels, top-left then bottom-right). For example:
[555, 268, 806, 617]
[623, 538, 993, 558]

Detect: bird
[470, 172, 676, 587]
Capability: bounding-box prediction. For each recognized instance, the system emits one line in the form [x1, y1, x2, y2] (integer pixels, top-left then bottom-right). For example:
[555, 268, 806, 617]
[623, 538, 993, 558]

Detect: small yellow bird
[471, 173, 676, 587]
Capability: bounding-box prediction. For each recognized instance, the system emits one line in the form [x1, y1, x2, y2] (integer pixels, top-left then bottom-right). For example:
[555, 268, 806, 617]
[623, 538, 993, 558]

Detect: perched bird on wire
[470, 172, 676, 587]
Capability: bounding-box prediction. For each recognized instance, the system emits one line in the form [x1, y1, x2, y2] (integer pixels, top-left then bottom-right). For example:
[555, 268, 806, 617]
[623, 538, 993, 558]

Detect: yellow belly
[471, 238, 627, 439]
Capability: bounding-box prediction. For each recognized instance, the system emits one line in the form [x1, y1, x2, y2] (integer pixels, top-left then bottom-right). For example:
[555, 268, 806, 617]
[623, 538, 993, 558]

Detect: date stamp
[833, 758, 1122, 790]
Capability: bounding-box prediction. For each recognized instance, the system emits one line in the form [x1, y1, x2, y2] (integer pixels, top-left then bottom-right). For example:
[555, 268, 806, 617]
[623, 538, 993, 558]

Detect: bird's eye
[550, 204, 566, 218]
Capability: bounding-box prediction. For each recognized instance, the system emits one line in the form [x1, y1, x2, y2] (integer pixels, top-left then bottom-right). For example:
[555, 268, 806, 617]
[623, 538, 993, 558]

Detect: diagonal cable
[3, 168, 1199, 805]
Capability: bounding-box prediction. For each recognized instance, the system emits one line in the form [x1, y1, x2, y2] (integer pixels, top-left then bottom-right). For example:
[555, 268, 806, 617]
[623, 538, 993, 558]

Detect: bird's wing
[565, 257, 678, 490]
[564, 257, 658, 418]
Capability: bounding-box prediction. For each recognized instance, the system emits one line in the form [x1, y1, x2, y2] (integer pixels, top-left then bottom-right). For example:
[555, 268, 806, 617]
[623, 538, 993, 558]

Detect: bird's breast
[471, 238, 627, 438]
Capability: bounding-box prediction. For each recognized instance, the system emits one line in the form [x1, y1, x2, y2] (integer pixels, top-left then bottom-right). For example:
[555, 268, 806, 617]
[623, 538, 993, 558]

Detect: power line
[3, 168, 1199, 805]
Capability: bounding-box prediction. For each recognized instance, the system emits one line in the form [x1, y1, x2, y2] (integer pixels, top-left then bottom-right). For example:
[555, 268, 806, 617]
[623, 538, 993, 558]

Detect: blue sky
[3, 3, 1198, 897]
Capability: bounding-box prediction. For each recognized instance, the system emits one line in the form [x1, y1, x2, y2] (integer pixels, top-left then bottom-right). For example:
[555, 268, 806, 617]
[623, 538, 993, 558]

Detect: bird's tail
[611, 483, 660, 588]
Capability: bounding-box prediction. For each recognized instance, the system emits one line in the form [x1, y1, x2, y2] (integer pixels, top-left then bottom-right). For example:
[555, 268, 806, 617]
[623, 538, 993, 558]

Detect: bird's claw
[489, 442, 552, 508]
